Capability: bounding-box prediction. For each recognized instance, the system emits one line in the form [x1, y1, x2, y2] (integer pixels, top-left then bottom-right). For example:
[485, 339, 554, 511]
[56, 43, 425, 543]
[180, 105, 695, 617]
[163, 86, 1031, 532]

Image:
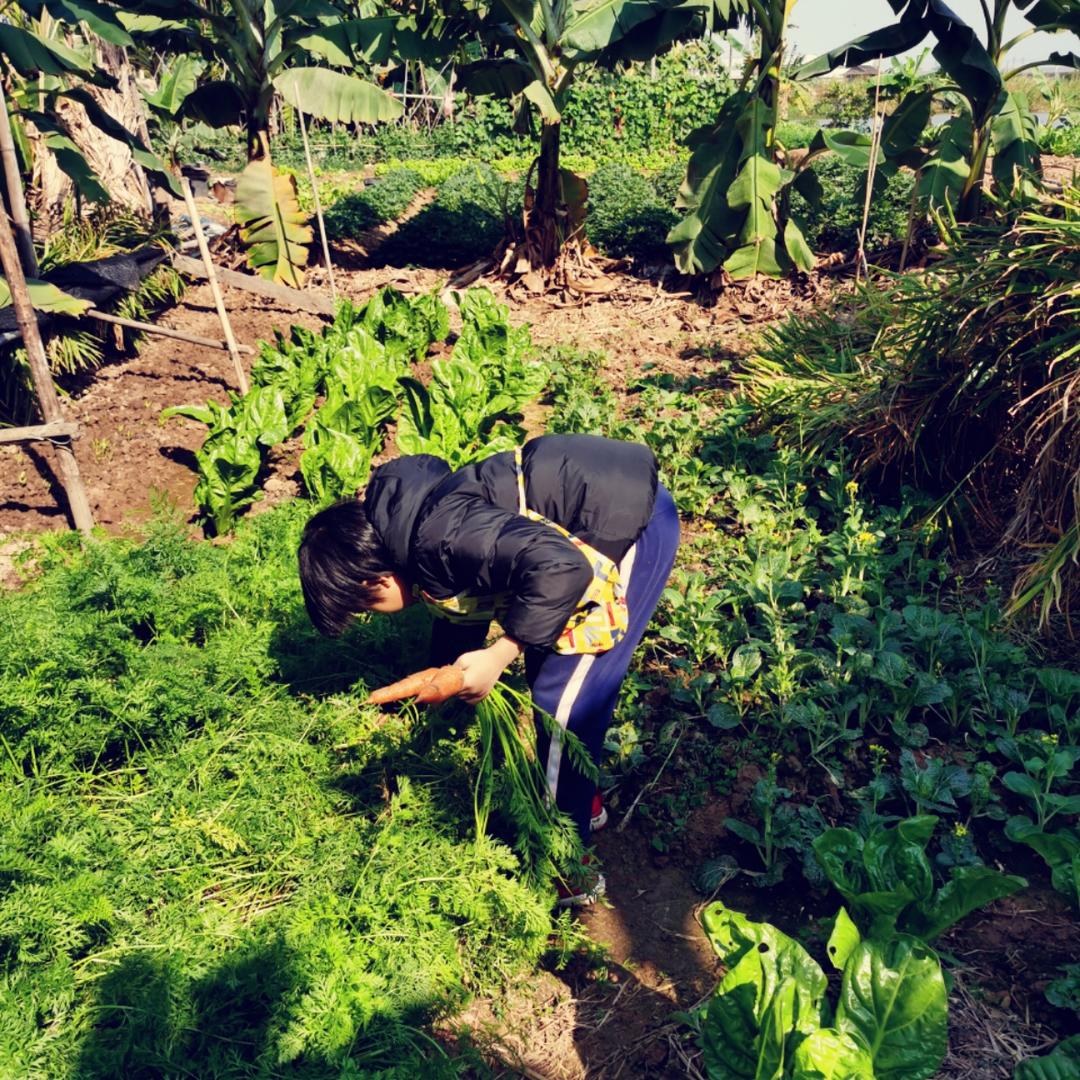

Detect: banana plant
[126, 0, 403, 284]
[796, 0, 1080, 218]
[444, 0, 732, 275]
[0, 1, 179, 209]
[667, 0, 819, 279]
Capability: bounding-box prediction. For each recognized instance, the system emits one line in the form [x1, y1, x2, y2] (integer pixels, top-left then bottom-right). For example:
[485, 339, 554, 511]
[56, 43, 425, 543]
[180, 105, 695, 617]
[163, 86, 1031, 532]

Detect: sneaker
[590, 792, 609, 832]
[556, 860, 607, 909]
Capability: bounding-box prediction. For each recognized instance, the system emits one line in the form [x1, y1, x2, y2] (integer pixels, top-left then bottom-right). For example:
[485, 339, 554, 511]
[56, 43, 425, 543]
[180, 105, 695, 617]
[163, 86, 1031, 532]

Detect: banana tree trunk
[247, 124, 271, 163]
[35, 41, 152, 226]
[530, 119, 562, 268]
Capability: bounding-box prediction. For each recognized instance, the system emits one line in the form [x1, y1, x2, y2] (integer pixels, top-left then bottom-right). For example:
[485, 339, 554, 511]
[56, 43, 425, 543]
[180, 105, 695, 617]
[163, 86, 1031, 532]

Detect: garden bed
[2, 255, 1079, 1079]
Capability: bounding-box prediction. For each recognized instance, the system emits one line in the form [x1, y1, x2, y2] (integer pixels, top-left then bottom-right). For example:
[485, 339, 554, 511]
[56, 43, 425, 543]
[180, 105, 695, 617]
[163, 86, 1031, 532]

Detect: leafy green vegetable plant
[1046, 963, 1080, 1018]
[1014, 1035, 1080, 1080]
[161, 386, 288, 534]
[1005, 817, 1080, 910]
[812, 815, 1025, 943]
[396, 289, 547, 466]
[691, 901, 948, 1080]
[165, 287, 458, 527]
[998, 732, 1080, 832]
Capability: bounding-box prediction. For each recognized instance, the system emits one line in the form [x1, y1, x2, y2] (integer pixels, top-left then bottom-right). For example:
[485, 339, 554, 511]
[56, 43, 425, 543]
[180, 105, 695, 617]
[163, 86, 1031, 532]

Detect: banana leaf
[235, 159, 313, 287]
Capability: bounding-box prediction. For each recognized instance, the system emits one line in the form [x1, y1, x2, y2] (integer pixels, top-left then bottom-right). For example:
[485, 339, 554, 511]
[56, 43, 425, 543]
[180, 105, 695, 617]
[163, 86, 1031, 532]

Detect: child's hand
[455, 637, 522, 704]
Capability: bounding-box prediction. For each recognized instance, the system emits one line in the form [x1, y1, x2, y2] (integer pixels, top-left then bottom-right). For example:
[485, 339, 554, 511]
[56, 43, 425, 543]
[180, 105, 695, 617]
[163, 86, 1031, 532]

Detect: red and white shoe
[590, 791, 609, 832]
[556, 858, 607, 909]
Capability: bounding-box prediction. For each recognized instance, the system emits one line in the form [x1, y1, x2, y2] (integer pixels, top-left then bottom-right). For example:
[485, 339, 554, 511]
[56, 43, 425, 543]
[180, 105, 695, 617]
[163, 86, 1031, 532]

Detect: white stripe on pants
[543, 540, 639, 799]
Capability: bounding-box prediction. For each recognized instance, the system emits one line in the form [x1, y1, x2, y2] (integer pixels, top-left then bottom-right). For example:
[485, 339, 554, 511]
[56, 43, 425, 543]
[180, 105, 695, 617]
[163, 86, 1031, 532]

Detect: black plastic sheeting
[0, 245, 169, 340]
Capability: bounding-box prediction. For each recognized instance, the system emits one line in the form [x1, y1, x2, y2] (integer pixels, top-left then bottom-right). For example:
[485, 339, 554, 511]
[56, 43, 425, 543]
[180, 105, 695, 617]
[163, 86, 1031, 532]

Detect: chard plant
[164, 287, 455, 529]
[690, 901, 949, 1080]
[396, 289, 548, 466]
[812, 814, 1025, 943]
[161, 385, 289, 534]
[299, 329, 403, 506]
[1015, 1036, 1080, 1080]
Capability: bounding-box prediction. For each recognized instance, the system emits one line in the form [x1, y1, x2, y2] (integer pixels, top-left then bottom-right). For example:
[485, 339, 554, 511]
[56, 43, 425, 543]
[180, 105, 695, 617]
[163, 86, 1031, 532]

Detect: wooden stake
[171, 253, 334, 316]
[0, 205, 94, 534]
[0, 420, 79, 445]
[295, 89, 337, 302]
[180, 176, 249, 394]
[0, 80, 38, 277]
[83, 307, 255, 354]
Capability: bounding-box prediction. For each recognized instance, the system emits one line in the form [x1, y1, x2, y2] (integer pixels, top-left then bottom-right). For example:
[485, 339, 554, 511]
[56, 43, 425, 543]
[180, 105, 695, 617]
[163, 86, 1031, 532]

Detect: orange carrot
[366, 667, 442, 705]
[413, 665, 465, 704]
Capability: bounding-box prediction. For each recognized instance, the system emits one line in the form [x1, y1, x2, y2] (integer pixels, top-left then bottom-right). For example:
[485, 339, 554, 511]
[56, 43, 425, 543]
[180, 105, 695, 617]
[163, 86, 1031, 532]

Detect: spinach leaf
[835, 935, 947, 1080]
[1014, 1035, 1080, 1080]
[699, 902, 827, 1080]
[791, 1028, 874, 1079]
[814, 816, 1025, 942]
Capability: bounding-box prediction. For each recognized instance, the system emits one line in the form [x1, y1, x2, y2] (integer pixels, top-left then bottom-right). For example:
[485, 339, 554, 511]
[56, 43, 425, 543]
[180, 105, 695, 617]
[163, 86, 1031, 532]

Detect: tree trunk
[33, 40, 153, 228]
[530, 120, 562, 268]
[247, 119, 271, 162]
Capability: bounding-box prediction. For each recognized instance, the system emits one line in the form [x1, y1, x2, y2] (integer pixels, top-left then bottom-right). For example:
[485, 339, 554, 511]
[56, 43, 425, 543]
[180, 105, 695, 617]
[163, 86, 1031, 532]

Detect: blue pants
[525, 485, 681, 843]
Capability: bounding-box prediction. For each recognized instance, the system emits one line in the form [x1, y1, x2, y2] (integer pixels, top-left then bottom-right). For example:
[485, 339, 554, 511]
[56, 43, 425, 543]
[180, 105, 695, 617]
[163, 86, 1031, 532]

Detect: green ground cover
[0, 505, 556, 1077]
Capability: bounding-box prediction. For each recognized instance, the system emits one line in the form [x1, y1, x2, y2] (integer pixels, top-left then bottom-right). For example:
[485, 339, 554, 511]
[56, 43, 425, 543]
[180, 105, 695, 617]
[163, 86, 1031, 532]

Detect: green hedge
[378, 164, 524, 267]
[323, 168, 425, 240]
[586, 162, 679, 260]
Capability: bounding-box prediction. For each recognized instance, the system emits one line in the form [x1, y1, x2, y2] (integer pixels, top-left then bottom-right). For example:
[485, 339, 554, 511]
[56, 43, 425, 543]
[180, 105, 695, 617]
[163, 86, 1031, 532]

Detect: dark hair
[298, 500, 396, 636]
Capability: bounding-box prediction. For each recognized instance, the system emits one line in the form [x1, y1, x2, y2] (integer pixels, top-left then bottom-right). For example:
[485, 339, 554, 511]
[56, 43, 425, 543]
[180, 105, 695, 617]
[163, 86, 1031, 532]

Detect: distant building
[828, 62, 880, 79]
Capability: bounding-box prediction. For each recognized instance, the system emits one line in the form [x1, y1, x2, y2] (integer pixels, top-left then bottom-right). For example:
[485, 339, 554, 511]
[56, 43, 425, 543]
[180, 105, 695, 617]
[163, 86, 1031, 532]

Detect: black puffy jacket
[363, 434, 659, 648]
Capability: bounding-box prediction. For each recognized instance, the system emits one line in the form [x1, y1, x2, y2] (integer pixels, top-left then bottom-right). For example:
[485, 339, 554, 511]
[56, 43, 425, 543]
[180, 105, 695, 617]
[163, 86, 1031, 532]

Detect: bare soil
[0, 261, 781, 545]
[3, 231, 1079, 1075]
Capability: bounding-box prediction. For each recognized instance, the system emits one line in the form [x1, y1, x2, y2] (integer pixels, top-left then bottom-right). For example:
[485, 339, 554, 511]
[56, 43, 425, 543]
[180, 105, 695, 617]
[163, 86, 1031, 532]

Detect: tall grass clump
[740, 191, 1080, 623]
[0, 504, 553, 1078]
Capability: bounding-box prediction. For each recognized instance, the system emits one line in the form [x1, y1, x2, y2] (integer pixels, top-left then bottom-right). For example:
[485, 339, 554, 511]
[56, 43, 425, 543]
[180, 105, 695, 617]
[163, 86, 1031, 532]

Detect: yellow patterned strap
[514, 448, 628, 655]
[418, 586, 506, 624]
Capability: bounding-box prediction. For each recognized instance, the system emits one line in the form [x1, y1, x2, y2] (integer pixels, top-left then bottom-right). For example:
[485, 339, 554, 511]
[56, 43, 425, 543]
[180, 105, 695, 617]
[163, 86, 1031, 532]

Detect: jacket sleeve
[440, 501, 594, 649]
[429, 617, 490, 666]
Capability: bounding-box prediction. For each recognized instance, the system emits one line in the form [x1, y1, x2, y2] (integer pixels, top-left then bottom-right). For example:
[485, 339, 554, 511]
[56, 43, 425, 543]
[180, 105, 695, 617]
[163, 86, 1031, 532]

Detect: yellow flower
[953, 823, 968, 838]
[857, 531, 877, 547]
[1040, 732, 1059, 746]
[794, 482, 807, 497]
[845, 480, 858, 496]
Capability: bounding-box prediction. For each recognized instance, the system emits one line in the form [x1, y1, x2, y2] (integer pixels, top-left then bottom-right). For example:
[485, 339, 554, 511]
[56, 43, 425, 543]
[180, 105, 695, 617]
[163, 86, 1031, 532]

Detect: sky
[778, 0, 1080, 68]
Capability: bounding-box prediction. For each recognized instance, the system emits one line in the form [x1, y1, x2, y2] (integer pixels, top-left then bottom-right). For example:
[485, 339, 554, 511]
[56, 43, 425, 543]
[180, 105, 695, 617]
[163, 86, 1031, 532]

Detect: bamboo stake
[295, 89, 337, 302]
[84, 308, 255, 354]
[0, 203, 93, 534]
[856, 64, 885, 285]
[179, 176, 249, 394]
[0, 80, 38, 277]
